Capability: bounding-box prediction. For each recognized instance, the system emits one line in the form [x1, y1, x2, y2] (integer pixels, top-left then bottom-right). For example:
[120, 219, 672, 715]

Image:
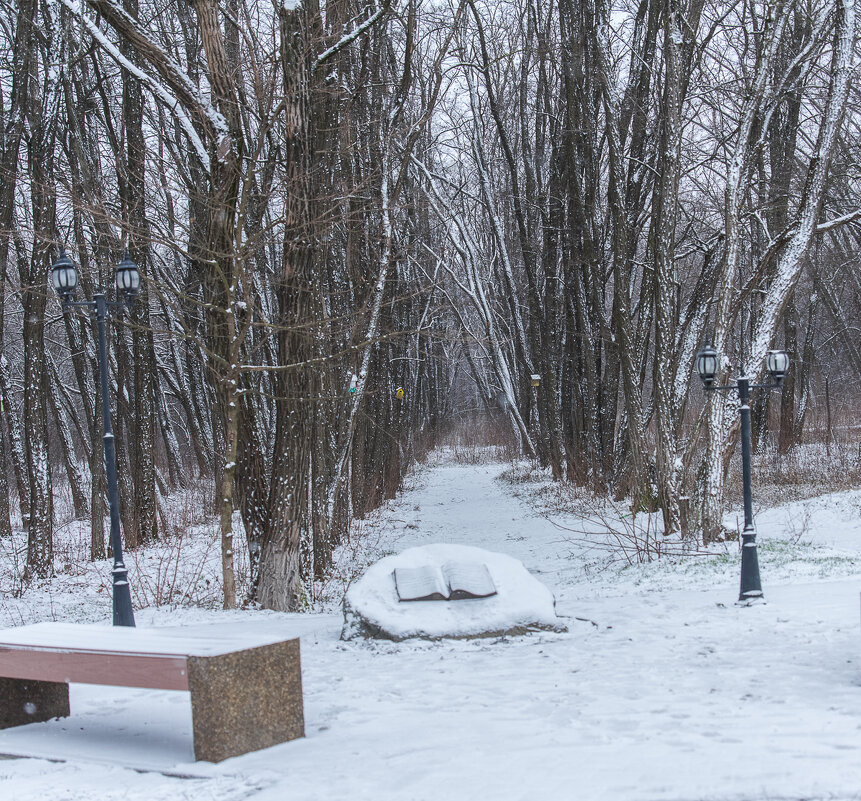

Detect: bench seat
[0, 622, 304, 762]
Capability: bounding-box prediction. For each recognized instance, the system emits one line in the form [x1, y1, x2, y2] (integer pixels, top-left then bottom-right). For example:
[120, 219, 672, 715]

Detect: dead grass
[728, 439, 861, 509]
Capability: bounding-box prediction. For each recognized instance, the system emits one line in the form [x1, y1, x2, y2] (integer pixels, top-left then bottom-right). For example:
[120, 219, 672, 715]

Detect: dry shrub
[129, 479, 250, 610]
[441, 414, 520, 464]
[728, 440, 861, 509]
[0, 530, 27, 598]
[547, 501, 710, 568]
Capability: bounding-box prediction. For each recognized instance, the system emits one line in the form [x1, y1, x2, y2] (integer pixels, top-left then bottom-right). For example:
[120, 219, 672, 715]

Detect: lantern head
[765, 349, 789, 385]
[115, 250, 140, 304]
[695, 343, 719, 388]
[50, 248, 79, 301]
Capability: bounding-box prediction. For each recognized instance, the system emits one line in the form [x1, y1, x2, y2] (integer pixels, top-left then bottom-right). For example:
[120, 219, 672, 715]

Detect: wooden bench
[0, 622, 304, 762]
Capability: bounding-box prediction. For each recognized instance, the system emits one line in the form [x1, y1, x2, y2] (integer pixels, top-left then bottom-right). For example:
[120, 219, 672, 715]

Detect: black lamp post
[51, 247, 139, 627]
[695, 342, 789, 604]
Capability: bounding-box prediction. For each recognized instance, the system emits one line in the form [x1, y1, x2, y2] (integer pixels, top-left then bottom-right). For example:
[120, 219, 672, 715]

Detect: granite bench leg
[187, 638, 304, 763]
[0, 677, 70, 729]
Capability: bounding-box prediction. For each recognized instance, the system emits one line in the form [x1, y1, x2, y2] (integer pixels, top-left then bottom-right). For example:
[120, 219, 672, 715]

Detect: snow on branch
[58, 0, 212, 171]
[68, 0, 235, 167]
[313, 0, 393, 71]
[749, 0, 855, 372]
[815, 207, 861, 234]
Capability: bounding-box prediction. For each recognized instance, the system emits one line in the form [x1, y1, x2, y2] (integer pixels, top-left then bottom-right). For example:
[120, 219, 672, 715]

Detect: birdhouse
[395, 386, 405, 400]
[530, 374, 541, 388]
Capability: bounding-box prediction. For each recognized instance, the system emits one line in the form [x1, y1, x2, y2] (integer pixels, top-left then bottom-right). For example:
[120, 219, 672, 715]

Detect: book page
[394, 566, 449, 601]
[442, 561, 497, 599]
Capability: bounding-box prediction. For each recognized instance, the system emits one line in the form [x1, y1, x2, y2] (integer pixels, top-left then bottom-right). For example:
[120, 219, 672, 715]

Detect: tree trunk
[123, 0, 158, 546]
[218, 368, 239, 610]
[0, 0, 37, 537]
[256, 1, 315, 612]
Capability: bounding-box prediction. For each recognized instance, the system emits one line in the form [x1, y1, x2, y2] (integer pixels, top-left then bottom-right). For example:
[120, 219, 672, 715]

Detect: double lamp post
[51, 248, 140, 627]
[694, 344, 790, 604]
[45, 244, 790, 615]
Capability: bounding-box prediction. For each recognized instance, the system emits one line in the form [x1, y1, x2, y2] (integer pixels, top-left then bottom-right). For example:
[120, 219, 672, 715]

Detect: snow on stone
[342, 543, 564, 640]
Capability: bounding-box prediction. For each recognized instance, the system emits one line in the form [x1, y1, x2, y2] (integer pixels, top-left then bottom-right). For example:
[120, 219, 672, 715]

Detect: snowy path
[359, 463, 578, 580]
[3, 461, 861, 800]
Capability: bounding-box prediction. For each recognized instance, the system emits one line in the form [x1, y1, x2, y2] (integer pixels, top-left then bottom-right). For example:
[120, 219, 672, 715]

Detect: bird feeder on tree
[530, 374, 541, 389]
[395, 387, 405, 400]
[348, 374, 358, 395]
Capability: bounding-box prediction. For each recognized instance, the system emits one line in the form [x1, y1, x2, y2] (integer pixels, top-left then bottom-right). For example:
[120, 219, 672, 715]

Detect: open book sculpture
[394, 562, 497, 602]
[342, 543, 566, 640]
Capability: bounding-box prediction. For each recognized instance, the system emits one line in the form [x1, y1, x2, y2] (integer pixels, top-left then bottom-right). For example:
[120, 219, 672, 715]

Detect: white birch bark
[702, 0, 853, 540]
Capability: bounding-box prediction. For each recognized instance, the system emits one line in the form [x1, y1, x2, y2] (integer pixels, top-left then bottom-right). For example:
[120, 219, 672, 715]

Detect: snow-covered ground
[3, 457, 861, 800]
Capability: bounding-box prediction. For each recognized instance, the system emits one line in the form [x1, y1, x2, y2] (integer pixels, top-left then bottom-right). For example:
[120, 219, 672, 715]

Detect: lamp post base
[112, 573, 136, 627]
[735, 596, 766, 607]
[738, 530, 764, 603]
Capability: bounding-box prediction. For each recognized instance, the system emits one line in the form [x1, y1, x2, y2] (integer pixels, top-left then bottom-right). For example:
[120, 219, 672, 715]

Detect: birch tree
[702, 0, 855, 541]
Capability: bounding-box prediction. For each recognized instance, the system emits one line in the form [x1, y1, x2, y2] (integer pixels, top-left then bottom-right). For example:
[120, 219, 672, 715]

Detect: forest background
[1, 0, 860, 611]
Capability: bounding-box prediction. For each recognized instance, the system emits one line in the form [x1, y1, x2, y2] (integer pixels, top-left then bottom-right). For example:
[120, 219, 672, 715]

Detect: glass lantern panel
[696, 352, 717, 380]
[116, 269, 138, 293]
[52, 264, 77, 292]
[766, 350, 789, 374]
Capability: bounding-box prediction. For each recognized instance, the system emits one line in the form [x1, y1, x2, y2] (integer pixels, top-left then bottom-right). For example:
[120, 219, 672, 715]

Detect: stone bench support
[0, 623, 304, 762]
